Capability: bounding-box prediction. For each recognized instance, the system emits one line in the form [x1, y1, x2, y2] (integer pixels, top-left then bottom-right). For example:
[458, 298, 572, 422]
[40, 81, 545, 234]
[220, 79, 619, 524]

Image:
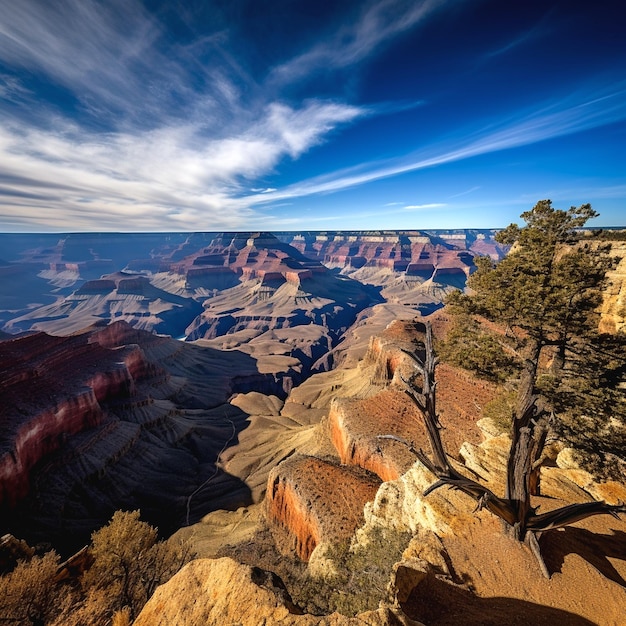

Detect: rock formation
[599, 239, 626, 334]
[0, 320, 308, 551]
[266, 455, 381, 560]
[0, 230, 505, 340]
[284, 231, 507, 311]
[134, 557, 421, 626]
[4, 271, 203, 337]
[170, 313, 626, 625]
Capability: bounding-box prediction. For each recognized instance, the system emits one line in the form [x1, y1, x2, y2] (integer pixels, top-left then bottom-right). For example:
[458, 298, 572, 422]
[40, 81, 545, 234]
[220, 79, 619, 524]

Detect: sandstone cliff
[134, 557, 421, 626]
[599, 240, 626, 334]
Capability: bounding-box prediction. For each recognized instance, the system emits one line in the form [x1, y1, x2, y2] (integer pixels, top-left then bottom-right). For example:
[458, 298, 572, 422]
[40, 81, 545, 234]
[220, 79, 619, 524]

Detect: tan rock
[358, 460, 477, 538]
[598, 240, 626, 334]
[134, 557, 424, 626]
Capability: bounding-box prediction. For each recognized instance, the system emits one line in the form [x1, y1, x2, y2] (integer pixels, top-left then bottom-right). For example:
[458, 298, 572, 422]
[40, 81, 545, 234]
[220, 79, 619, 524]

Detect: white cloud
[241, 82, 626, 206]
[271, 0, 449, 83]
[404, 203, 446, 210]
[0, 100, 364, 230]
[1, 0, 624, 232]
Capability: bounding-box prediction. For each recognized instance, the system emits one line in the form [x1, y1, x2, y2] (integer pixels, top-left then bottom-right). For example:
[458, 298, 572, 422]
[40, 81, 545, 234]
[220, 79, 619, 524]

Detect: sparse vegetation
[482, 389, 517, 433]
[292, 526, 412, 616]
[0, 510, 194, 625]
[437, 315, 518, 383]
[0, 551, 69, 625]
[217, 522, 411, 617]
[403, 201, 626, 577]
[445, 200, 626, 477]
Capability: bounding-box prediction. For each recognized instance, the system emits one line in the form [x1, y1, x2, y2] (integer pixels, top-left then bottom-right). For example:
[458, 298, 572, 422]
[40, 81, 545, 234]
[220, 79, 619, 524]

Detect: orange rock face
[329, 390, 425, 482]
[266, 455, 381, 561]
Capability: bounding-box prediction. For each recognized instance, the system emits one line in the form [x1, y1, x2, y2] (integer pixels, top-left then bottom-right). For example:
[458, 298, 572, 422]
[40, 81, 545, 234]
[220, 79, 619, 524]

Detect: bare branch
[527, 501, 626, 532]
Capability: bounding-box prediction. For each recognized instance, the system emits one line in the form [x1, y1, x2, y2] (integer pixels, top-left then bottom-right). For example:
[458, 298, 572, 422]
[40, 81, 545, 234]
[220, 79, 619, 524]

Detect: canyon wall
[599, 240, 626, 334]
[0, 321, 308, 551]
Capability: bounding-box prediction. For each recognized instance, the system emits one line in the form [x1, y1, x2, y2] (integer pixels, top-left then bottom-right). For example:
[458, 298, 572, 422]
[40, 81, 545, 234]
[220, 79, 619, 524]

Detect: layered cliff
[266, 455, 381, 561]
[285, 231, 505, 274]
[0, 328, 152, 506]
[182, 313, 626, 624]
[281, 231, 507, 311]
[4, 271, 203, 338]
[1, 230, 503, 339]
[0, 321, 311, 551]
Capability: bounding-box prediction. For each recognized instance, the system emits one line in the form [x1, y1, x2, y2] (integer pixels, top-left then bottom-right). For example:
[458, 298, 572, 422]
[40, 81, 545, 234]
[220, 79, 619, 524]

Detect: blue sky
[0, 0, 625, 232]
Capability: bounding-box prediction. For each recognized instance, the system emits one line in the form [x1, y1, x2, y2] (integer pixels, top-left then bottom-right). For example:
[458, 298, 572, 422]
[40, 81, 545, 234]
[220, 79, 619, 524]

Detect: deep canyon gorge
[1, 229, 625, 624]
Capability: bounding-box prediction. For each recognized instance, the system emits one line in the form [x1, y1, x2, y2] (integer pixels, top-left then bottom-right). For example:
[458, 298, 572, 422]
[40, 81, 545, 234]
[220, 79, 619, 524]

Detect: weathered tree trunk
[505, 341, 542, 539]
[385, 321, 626, 577]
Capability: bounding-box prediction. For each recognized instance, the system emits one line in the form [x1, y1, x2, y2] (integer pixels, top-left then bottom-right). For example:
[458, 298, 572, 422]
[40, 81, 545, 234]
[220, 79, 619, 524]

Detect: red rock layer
[287, 232, 506, 275]
[329, 390, 425, 482]
[266, 455, 381, 561]
[0, 322, 161, 507]
[167, 232, 325, 288]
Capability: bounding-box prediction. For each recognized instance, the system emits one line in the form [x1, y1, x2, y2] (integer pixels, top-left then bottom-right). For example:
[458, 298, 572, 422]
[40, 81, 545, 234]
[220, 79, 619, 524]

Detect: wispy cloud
[0, 0, 165, 123]
[0, 0, 624, 231]
[404, 203, 446, 210]
[448, 186, 481, 199]
[0, 99, 365, 230]
[243, 82, 626, 205]
[270, 0, 449, 83]
[0, 0, 370, 230]
[482, 12, 551, 61]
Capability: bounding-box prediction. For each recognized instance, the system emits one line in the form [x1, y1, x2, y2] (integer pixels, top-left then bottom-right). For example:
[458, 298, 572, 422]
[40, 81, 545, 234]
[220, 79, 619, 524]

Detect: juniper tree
[448, 200, 625, 477]
[387, 201, 625, 577]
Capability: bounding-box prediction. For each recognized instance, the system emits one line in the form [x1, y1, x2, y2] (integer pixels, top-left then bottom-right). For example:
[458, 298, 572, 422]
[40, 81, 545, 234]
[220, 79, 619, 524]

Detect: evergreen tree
[394, 202, 626, 577]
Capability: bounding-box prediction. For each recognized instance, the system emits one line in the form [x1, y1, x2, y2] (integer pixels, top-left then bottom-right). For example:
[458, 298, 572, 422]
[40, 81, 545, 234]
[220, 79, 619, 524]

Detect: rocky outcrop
[183, 234, 380, 348]
[0, 328, 153, 507]
[266, 455, 381, 561]
[5, 271, 203, 337]
[134, 557, 422, 626]
[599, 240, 626, 334]
[168, 232, 326, 289]
[329, 390, 425, 482]
[263, 319, 438, 562]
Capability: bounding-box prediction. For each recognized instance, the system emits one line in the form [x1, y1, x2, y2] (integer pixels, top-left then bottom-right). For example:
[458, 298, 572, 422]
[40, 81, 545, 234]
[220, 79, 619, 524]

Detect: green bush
[482, 390, 517, 433]
[293, 526, 412, 616]
[437, 314, 518, 383]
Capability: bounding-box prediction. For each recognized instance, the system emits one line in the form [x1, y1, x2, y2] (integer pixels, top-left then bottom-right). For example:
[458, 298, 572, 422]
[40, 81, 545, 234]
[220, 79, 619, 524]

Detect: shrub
[0, 551, 73, 625]
[81, 510, 194, 620]
[437, 315, 518, 383]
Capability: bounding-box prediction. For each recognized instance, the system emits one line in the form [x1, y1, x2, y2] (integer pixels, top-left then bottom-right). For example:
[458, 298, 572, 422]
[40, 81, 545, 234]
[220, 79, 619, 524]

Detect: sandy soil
[404, 509, 626, 625]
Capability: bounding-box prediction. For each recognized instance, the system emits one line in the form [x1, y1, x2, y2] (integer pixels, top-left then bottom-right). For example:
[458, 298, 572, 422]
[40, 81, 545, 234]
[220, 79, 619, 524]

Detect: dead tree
[380, 322, 625, 578]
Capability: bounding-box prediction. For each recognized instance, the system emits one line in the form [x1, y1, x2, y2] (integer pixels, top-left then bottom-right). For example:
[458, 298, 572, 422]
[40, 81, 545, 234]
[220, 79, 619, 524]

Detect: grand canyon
[1, 229, 625, 625]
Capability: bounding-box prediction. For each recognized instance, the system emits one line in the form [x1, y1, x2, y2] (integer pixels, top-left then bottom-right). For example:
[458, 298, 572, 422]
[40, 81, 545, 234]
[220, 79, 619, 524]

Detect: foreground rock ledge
[134, 557, 423, 626]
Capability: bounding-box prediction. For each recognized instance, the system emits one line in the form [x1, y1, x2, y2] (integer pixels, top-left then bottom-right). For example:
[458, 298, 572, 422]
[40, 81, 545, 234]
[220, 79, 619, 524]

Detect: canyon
[1, 230, 499, 551]
[1, 229, 625, 623]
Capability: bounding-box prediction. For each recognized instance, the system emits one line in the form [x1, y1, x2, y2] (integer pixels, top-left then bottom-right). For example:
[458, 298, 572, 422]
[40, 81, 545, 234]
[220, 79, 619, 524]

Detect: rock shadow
[403, 573, 596, 626]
